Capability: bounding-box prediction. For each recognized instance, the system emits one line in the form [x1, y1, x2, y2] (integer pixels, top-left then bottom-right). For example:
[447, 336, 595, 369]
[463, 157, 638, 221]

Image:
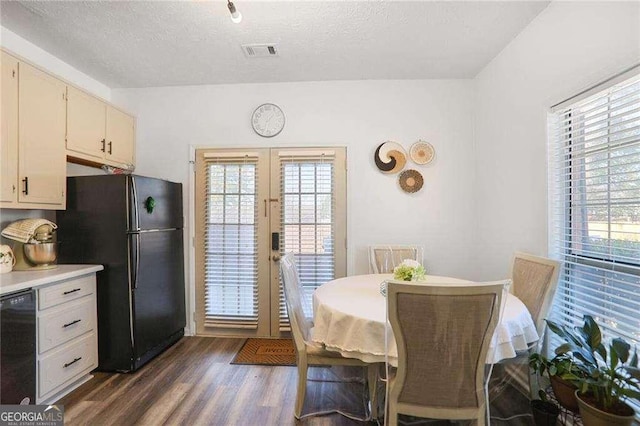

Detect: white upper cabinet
[105, 105, 135, 167]
[66, 86, 107, 160]
[1, 48, 136, 210]
[1, 51, 19, 205]
[66, 87, 135, 169]
[18, 61, 67, 207]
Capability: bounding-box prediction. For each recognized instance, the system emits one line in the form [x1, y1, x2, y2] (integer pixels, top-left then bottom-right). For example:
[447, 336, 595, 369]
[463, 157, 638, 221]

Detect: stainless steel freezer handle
[131, 176, 140, 232]
[130, 234, 140, 289]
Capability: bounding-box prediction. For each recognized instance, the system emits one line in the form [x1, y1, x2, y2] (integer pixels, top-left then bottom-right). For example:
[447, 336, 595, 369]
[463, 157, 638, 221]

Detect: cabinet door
[18, 62, 66, 206]
[66, 86, 106, 160]
[1, 52, 19, 204]
[106, 106, 134, 167]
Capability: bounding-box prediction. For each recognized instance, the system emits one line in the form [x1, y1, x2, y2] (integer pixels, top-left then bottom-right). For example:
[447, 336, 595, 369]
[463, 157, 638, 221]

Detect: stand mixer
[1, 219, 58, 271]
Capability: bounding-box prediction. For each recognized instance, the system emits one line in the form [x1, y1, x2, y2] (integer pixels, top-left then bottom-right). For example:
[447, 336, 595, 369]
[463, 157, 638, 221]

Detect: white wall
[113, 80, 476, 331]
[473, 1, 640, 281]
[113, 80, 476, 277]
[1, 26, 111, 100]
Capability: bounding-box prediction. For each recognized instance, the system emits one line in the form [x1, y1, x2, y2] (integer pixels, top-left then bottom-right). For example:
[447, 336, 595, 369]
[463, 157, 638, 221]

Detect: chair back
[511, 252, 560, 335]
[369, 245, 424, 273]
[386, 281, 507, 418]
[280, 253, 313, 353]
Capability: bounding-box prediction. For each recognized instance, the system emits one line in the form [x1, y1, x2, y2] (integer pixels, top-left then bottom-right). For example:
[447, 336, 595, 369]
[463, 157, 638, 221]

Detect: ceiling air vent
[242, 44, 279, 58]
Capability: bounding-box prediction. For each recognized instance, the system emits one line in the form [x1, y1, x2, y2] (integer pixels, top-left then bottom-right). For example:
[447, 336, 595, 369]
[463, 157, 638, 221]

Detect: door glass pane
[204, 162, 258, 322]
[280, 161, 335, 319]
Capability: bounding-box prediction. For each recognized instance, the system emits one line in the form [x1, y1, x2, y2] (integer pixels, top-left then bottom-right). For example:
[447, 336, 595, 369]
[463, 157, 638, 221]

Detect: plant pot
[531, 400, 560, 426]
[550, 375, 579, 412]
[575, 390, 636, 426]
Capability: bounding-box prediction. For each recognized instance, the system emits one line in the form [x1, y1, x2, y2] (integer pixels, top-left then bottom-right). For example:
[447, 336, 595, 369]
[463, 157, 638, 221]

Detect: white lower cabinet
[36, 274, 98, 403]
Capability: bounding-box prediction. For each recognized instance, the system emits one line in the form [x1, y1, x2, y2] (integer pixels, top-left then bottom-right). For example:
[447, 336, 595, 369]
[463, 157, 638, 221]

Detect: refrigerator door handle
[133, 233, 141, 290]
[130, 176, 140, 232]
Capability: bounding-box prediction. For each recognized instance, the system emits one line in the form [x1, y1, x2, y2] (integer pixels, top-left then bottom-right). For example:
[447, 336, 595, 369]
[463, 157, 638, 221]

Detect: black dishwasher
[0, 289, 36, 404]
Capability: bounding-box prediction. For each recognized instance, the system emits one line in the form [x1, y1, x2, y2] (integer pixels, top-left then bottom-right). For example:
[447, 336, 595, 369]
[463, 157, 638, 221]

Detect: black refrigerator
[57, 175, 186, 372]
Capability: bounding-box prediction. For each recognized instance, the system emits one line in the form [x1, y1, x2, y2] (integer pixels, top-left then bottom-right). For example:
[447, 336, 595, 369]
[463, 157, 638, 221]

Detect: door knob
[272, 253, 281, 262]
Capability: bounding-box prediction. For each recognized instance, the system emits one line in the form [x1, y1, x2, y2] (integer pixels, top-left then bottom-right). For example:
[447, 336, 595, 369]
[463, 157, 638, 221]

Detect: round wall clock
[251, 103, 285, 137]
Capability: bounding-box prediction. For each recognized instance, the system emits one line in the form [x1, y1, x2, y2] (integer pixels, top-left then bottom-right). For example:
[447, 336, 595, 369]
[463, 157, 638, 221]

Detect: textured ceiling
[0, 1, 549, 88]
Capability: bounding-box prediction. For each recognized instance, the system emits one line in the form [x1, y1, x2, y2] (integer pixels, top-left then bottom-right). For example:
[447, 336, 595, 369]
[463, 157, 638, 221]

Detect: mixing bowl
[23, 242, 58, 265]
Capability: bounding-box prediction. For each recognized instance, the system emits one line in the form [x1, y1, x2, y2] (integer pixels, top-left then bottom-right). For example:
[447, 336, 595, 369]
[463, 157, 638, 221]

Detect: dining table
[311, 274, 539, 366]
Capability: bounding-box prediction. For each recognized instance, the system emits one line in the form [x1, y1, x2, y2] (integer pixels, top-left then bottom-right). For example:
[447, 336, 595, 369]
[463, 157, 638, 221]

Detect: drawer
[38, 295, 96, 353]
[38, 275, 96, 310]
[38, 332, 97, 398]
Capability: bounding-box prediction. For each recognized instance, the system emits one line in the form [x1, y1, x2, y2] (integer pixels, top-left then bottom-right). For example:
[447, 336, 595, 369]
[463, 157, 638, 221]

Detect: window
[548, 71, 640, 346]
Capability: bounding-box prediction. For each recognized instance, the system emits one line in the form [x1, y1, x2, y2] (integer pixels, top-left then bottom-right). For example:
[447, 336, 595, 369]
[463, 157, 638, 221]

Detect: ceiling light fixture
[227, 0, 242, 24]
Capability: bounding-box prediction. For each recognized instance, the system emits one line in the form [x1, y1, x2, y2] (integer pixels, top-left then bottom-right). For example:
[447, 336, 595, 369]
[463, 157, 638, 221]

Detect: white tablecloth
[311, 274, 539, 365]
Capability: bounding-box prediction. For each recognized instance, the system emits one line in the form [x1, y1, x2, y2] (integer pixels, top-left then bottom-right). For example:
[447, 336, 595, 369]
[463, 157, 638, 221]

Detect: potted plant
[530, 389, 561, 426]
[546, 315, 640, 426]
[529, 351, 583, 412]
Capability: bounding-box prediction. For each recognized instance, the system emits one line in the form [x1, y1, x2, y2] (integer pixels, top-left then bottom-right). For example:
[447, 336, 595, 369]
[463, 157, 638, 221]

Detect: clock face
[252, 103, 285, 137]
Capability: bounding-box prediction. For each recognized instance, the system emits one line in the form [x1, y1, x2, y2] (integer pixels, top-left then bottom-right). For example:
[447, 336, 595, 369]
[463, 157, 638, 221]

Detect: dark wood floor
[59, 336, 534, 425]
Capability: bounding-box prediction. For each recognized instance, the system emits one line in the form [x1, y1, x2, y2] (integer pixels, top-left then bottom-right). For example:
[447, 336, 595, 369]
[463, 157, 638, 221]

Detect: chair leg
[478, 409, 487, 426]
[528, 365, 539, 400]
[387, 402, 398, 426]
[367, 364, 379, 419]
[484, 364, 493, 426]
[294, 358, 308, 419]
[484, 388, 490, 426]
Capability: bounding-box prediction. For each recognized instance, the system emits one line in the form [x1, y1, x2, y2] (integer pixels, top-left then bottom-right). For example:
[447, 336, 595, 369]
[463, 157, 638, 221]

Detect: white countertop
[0, 264, 104, 296]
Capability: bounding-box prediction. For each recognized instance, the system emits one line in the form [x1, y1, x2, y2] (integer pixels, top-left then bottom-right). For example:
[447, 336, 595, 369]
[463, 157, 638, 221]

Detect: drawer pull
[63, 288, 81, 295]
[63, 357, 82, 368]
[63, 319, 82, 328]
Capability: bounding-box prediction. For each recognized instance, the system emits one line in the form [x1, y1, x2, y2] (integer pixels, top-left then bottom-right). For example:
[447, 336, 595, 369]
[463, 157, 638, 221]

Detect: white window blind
[548, 73, 640, 346]
[203, 155, 259, 329]
[278, 152, 336, 328]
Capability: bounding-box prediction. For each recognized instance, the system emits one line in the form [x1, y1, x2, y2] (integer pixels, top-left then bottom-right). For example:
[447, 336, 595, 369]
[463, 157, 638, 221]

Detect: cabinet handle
[63, 319, 81, 328]
[22, 177, 28, 195]
[101, 139, 106, 152]
[63, 357, 82, 368]
[63, 288, 81, 295]
[108, 141, 113, 155]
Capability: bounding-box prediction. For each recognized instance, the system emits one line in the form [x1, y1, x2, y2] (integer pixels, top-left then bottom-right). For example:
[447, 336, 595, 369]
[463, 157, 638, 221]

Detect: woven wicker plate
[409, 141, 435, 165]
[398, 169, 424, 193]
[374, 141, 407, 174]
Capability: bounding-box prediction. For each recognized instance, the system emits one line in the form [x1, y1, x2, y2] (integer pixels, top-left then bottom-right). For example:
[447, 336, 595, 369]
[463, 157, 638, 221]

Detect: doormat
[231, 338, 296, 366]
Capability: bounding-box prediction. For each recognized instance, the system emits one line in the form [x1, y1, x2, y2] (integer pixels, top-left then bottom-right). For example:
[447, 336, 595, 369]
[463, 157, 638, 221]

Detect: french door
[195, 147, 346, 337]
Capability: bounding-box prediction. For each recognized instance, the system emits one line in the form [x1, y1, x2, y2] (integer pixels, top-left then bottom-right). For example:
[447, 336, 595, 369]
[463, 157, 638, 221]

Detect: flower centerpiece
[393, 259, 426, 281]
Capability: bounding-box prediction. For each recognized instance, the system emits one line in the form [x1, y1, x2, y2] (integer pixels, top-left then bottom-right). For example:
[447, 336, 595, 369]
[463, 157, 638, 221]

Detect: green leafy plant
[546, 315, 640, 414]
[529, 352, 584, 383]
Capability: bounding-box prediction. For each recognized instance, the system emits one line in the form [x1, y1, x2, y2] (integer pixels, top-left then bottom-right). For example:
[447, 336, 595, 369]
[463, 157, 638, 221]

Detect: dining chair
[385, 280, 508, 426]
[497, 252, 560, 398]
[279, 253, 380, 420]
[368, 245, 424, 274]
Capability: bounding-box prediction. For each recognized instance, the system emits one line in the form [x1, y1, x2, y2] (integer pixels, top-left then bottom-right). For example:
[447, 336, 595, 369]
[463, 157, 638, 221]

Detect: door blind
[278, 151, 337, 328]
[548, 73, 640, 347]
[202, 155, 260, 328]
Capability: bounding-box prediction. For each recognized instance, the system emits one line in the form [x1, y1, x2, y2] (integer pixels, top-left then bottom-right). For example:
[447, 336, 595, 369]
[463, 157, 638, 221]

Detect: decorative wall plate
[409, 141, 435, 165]
[398, 169, 424, 193]
[374, 141, 407, 174]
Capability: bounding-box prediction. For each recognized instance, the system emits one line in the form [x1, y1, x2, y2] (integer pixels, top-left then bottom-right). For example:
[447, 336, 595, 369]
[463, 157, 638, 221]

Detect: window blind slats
[203, 157, 260, 328]
[278, 157, 337, 329]
[554, 86, 640, 128]
[548, 72, 640, 362]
